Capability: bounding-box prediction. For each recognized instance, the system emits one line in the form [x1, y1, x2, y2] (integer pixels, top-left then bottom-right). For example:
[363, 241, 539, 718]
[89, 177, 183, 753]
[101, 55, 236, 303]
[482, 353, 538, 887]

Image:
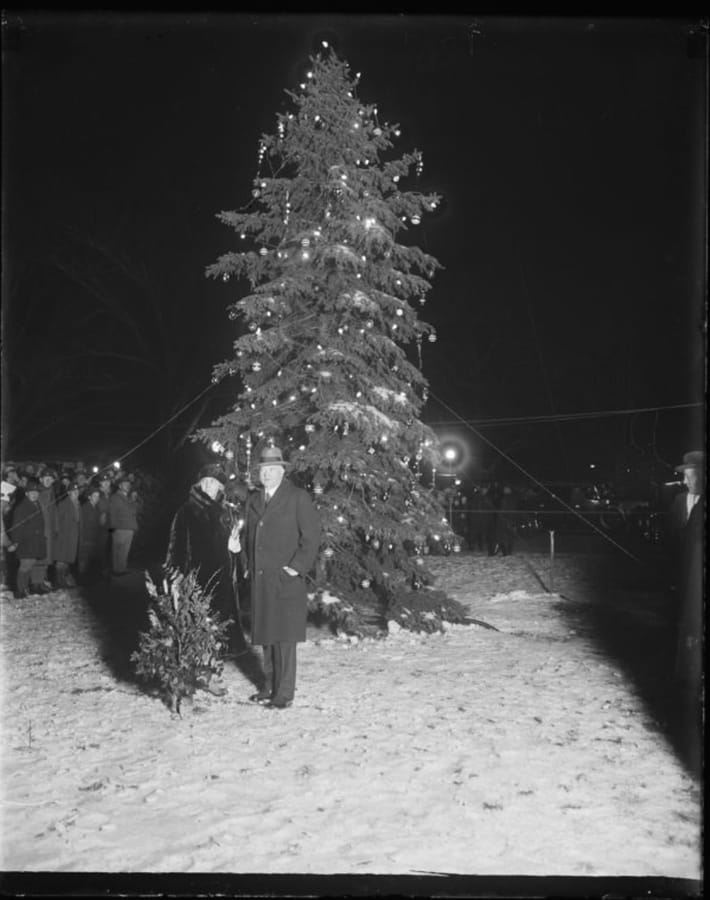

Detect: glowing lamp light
[211, 440, 224, 454]
[443, 447, 458, 463]
[112, 460, 121, 470]
[92, 466, 99, 474]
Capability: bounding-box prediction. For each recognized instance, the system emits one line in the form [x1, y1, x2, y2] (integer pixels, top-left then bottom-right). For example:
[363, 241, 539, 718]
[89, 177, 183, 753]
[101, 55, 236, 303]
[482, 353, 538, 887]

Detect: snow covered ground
[0, 548, 702, 886]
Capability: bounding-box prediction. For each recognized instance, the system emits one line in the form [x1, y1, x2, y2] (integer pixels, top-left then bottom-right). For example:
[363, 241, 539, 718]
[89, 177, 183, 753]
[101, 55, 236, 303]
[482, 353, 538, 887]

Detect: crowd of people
[450, 482, 522, 557]
[1, 461, 141, 597]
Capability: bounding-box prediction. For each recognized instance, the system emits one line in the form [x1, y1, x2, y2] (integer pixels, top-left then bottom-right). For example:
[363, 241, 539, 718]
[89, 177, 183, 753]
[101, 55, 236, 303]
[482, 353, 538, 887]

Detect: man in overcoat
[9, 479, 47, 598]
[243, 445, 321, 709]
[667, 450, 704, 690]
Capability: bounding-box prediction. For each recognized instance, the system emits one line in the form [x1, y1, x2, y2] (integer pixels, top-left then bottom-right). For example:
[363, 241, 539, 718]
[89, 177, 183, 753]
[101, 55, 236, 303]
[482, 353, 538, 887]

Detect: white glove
[228, 524, 241, 554]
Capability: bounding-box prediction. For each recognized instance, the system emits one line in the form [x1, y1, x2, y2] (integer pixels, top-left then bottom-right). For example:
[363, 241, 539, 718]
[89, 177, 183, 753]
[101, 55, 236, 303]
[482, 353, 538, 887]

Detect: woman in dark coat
[165, 465, 245, 654]
[242, 446, 321, 709]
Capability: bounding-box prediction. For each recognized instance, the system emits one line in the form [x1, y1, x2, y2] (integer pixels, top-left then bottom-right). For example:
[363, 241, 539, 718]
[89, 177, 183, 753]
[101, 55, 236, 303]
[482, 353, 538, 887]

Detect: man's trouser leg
[112, 529, 133, 573]
[17, 558, 36, 594]
[271, 641, 297, 703]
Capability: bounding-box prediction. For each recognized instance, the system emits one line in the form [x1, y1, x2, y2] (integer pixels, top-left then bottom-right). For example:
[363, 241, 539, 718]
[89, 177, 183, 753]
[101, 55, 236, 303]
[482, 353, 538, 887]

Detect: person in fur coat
[165, 465, 246, 668]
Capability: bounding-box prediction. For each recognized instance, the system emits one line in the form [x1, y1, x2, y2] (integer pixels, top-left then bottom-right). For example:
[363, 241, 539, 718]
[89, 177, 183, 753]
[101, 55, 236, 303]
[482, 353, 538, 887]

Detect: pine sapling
[131, 568, 232, 715]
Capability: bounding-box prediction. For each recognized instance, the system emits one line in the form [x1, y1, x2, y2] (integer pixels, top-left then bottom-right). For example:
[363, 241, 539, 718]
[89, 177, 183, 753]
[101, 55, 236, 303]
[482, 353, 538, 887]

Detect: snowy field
[0, 548, 702, 892]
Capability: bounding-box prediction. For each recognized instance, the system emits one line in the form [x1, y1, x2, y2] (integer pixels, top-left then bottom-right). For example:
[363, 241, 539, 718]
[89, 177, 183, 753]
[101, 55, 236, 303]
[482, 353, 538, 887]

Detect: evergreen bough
[131, 569, 231, 715]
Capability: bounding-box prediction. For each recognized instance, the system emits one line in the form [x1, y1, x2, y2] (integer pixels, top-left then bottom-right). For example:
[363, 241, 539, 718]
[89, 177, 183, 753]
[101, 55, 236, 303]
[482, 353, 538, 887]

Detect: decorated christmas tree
[200, 45, 468, 634]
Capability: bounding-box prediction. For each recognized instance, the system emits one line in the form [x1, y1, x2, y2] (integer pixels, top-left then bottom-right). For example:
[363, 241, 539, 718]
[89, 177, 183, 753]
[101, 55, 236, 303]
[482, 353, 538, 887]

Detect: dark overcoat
[54, 497, 81, 563]
[672, 493, 704, 687]
[79, 500, 104, 567]
[38, 487, 58, 561]
[243, 478, 320, 645]
[165, 484, 236, 617]
[10, 498, 47, 559]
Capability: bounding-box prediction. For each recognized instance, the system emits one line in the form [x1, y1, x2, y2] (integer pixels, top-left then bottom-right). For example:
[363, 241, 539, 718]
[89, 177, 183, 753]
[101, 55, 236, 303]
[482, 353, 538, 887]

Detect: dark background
[2, 13, 706, 486]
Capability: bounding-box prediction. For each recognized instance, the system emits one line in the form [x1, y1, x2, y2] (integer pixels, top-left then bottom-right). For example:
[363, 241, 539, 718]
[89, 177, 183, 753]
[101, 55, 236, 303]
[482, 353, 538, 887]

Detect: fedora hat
[674, 450, 704, 473]
[256, 445, 289, 469]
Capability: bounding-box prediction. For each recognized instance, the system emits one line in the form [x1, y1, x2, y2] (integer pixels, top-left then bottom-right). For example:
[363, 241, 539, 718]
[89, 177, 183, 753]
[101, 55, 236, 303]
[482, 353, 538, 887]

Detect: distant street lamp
[442, 445, 459, 523]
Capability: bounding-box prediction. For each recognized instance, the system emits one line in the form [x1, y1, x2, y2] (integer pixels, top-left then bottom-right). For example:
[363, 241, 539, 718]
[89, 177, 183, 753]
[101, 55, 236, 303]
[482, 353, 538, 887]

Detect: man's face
[41, 476, 54, 489]
[260, 464, 285, 493]
[27, 489, 40, 502]
[684, 468, 703, 495]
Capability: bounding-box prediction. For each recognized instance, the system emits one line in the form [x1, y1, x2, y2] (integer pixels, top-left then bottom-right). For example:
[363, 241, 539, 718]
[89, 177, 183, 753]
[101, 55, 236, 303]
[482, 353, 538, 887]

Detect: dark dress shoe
[266, 699, 293, 709]
[249, 691, 272, 704]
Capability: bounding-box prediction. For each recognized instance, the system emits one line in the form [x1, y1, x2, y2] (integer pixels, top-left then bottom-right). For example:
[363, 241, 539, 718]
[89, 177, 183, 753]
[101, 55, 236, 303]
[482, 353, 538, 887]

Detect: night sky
[2, 14, 706, 483]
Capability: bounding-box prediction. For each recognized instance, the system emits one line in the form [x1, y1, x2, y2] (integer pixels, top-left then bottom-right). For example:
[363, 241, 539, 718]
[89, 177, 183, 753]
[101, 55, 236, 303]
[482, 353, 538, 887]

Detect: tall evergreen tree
[200, 46, 467, 634]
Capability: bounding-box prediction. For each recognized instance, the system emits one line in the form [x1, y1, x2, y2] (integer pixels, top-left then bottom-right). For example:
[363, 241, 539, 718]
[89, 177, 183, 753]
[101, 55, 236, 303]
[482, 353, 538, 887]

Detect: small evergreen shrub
[131, 568, 232, 715]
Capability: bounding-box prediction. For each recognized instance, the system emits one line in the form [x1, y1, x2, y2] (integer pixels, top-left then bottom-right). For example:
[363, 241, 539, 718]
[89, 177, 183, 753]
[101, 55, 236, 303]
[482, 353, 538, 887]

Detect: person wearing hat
[96, 474, 114, 580]
[54, 483, 82, 588]
[36, 470, 59, 591]
[9, 478, 47, 598]
[242, 444, 321, 709]
[78, 485, 105, 585]
[1, 480, 18, 589]
[667, 450, 704, 696]
[164, 464, 247, 694]
[109, 474, 139, 576]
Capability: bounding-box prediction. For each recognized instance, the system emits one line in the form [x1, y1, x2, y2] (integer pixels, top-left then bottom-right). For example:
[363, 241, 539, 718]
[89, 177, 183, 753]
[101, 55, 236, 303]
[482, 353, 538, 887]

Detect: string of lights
[425, 401, 702, 428]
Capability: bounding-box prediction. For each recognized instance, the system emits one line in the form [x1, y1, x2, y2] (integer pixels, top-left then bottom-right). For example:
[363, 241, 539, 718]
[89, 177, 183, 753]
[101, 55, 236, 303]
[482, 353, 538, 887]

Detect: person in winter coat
[1, 480, 18, 589]
[96, 474, 113, 579]
[165, 464, 246, 666]
[667, 450, 704, 692]
[78, 485, 105, 584]
[9, 479, 47, 598]
[242, 445, 321, 709]
[54, 483, 82, 588]
[495, 484, 519, 556]
[109, 475, 138, 575]
[36, 470, 59, 590]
